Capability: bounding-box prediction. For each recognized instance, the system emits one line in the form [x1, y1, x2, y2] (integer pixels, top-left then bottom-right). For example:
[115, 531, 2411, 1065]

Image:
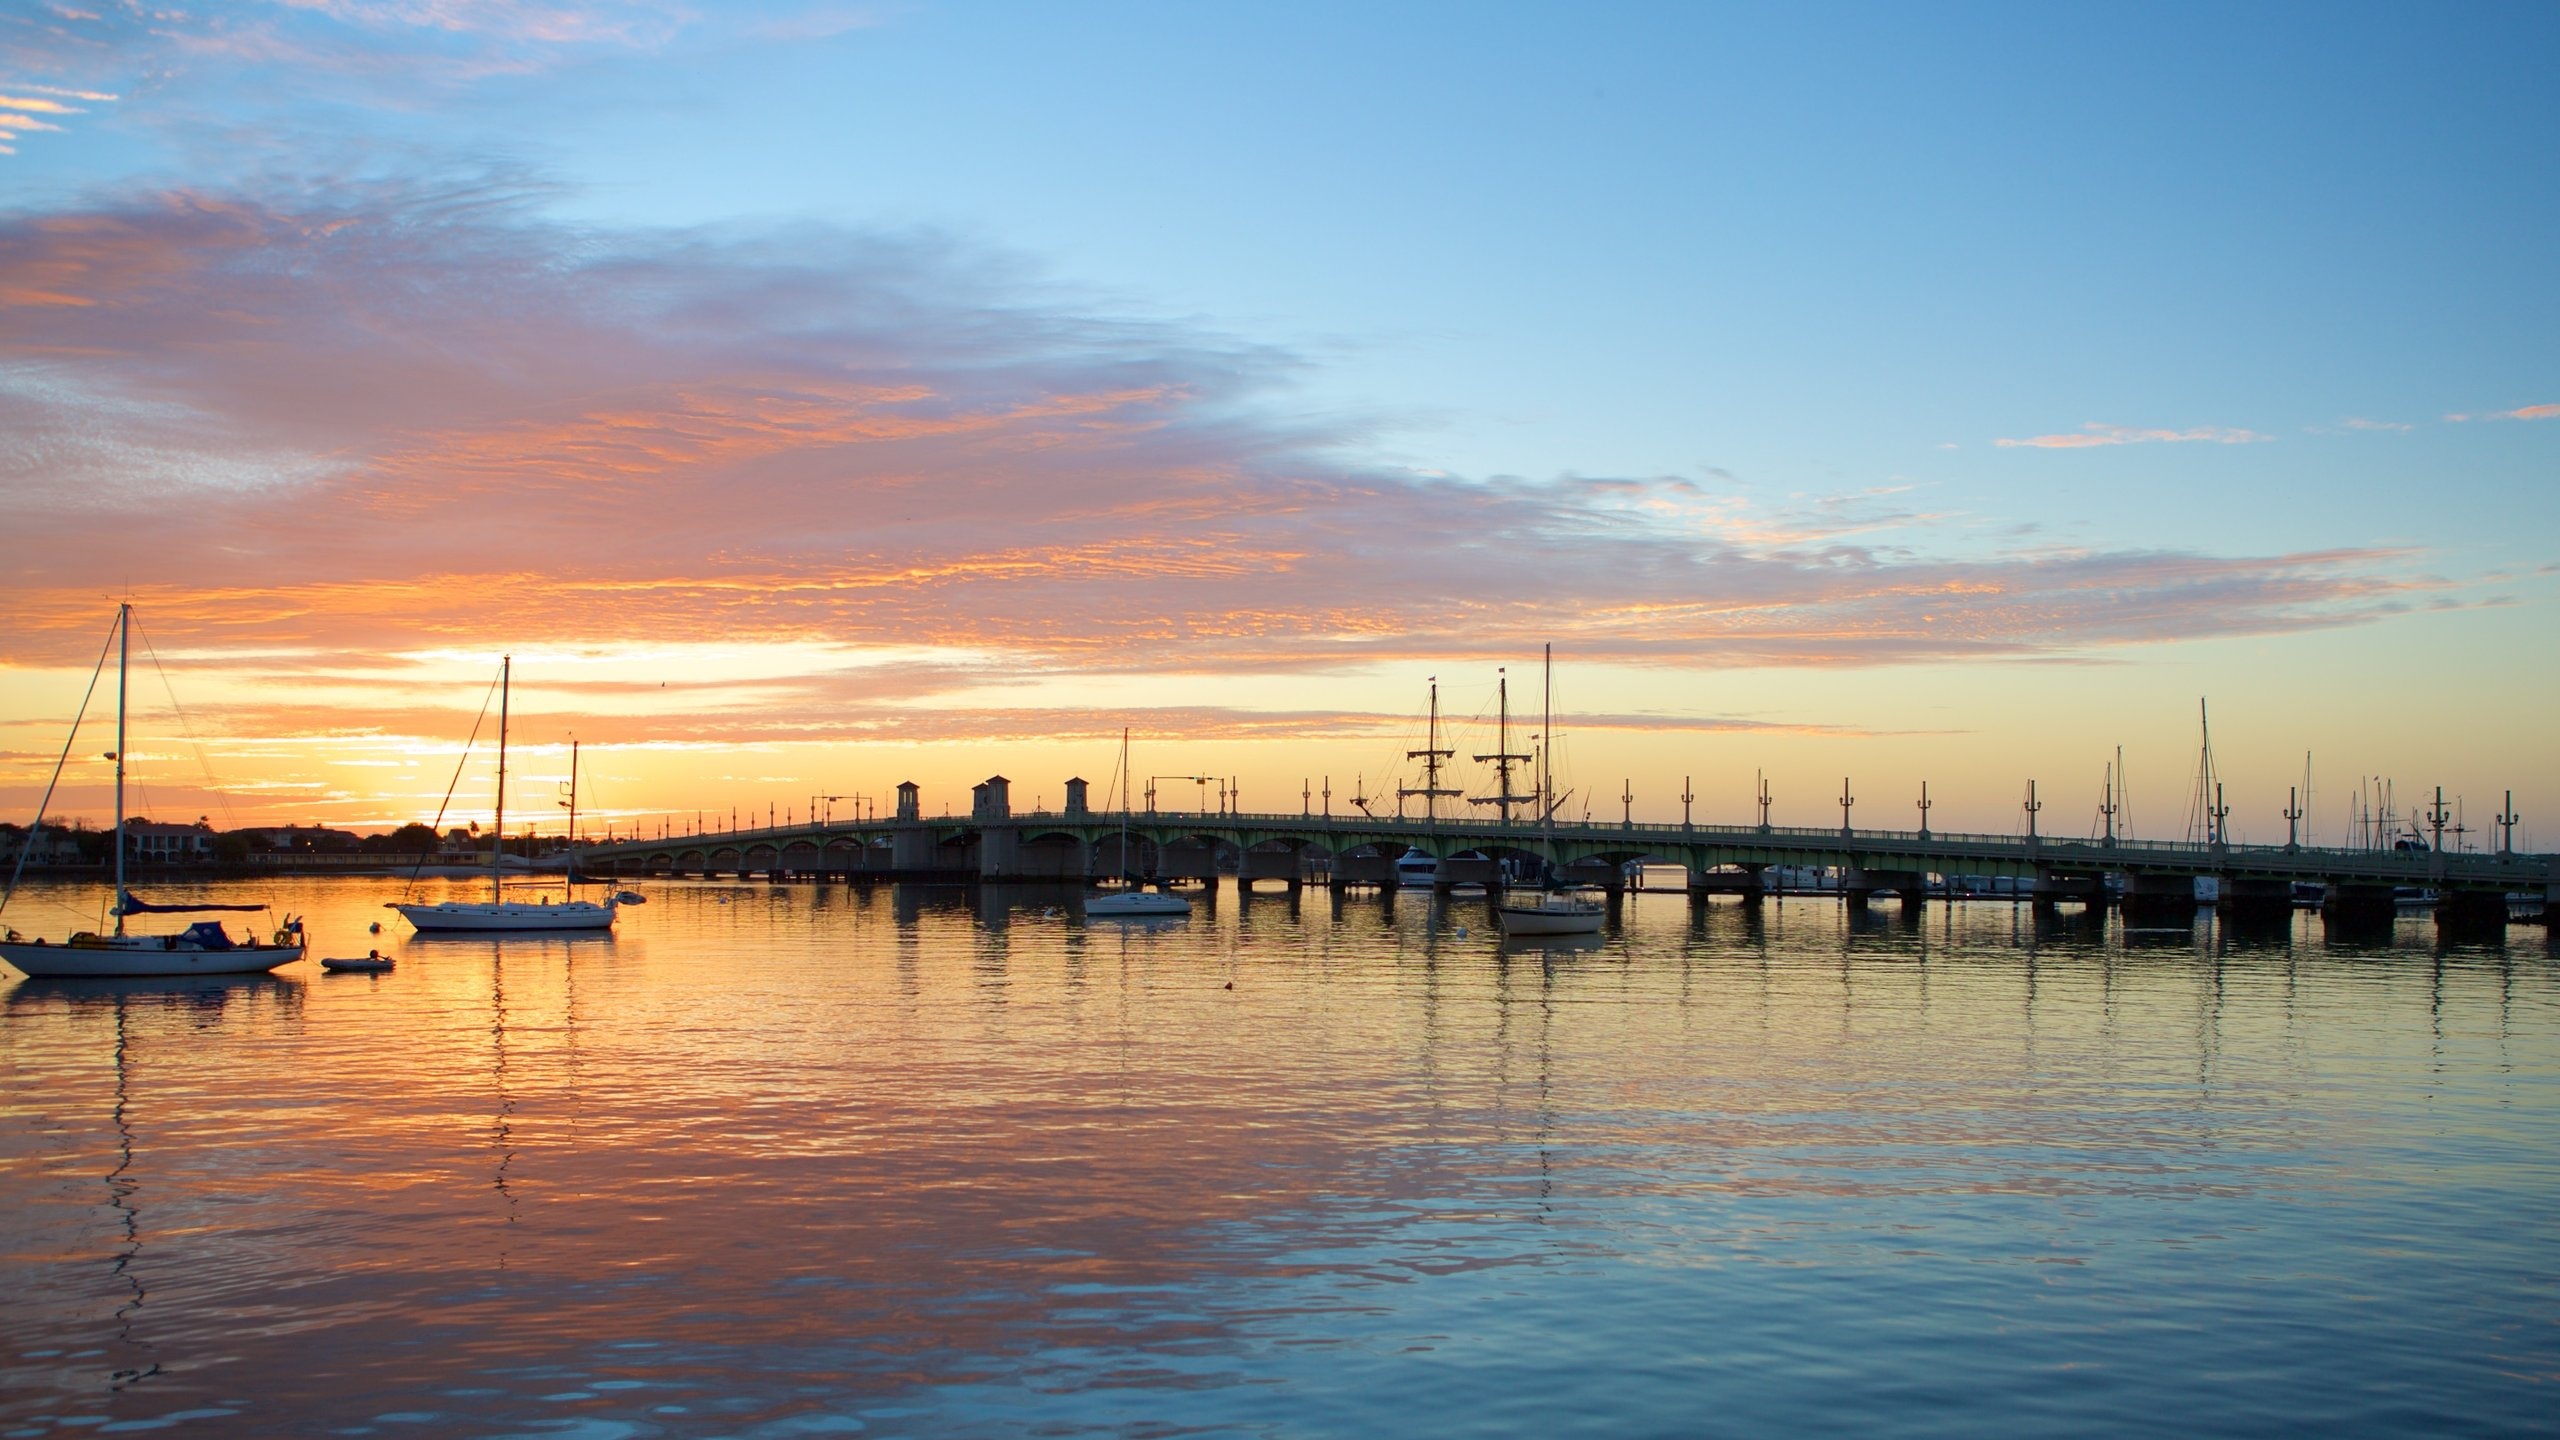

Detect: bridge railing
[578, 809, 2548, 882]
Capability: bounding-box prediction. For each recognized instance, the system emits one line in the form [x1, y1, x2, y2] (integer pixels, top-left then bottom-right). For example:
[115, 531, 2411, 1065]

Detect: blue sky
[516, 2, 2560, 539]
[0, 2, 2552, 835]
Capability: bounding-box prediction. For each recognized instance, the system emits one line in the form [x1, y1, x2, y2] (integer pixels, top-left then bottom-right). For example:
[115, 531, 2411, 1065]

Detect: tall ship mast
[1471, 667, 1535, 822]
[1398, 678, 1461, 826]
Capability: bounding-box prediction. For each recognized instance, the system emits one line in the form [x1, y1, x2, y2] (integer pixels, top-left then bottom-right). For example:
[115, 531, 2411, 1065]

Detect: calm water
[1, 876, 2554, 1437]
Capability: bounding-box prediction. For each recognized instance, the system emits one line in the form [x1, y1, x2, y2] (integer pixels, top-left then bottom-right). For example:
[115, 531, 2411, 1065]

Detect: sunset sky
[2, 2, 2553, 846]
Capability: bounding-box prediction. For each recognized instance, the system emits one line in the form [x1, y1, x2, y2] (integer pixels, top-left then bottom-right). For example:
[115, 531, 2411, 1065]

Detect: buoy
[368, 921, 381, 934]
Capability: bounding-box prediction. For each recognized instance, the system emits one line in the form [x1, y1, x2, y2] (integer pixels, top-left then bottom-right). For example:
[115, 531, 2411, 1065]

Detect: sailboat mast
[1428, 683, 1439, 826]
[566, 738, 579, 885]
[113, 603, 128, 936]
[493, 655, 510, 904]
[1541, 644, 1554, 856]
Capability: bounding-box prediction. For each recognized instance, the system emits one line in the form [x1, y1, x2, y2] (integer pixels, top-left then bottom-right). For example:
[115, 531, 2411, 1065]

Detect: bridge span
[578, 779, 2553, 938]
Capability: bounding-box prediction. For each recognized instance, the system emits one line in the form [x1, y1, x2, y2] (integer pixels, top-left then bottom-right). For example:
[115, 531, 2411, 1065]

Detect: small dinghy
[321, 951, 396, 974]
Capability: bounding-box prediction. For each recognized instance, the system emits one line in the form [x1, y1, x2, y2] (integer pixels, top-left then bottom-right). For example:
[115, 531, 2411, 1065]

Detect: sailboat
[1087, 728, 1189, 917]
[391, 657, 631, 933]
[1493, 645, 1605, 937]
[0, 605, 306, 977]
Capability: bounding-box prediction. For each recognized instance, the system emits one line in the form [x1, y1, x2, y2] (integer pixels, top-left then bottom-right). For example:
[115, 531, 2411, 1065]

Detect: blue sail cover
[116, 889, 266, 915]
[178, 920, 236, 950]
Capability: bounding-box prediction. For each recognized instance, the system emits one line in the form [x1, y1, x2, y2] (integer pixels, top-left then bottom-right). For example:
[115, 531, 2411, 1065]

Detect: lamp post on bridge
[2211, 783, 2231, 851]
[2284, 787, 2305, 852]
[1682, 776, 1695, 832]
[1838, 777, 1854, 841]
[1622, 779, 1634, 830]
[2023, 781, 2041, 845]
[1757, 771, 1773, 834]
[2497, 791, 2519, 856]
[2427, 786, 2452, 854]
[1917, 781, 1932, 840]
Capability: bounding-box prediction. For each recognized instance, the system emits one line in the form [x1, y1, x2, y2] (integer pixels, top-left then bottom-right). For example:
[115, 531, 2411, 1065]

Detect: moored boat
[1087, 889, 1192, 918]
[1494, 645, 1604, 938]
[1086, 728, 1191, 919]
[1491, 886, 1606, 936]
[391, 657, 634, 934]
[0, 606, 306, 978]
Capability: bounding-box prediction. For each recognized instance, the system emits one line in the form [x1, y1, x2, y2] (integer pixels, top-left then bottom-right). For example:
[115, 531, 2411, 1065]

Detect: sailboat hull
[0, 937, 303, 979]
[1492, 895, 1606, 936]
[395, 900, 617, 932]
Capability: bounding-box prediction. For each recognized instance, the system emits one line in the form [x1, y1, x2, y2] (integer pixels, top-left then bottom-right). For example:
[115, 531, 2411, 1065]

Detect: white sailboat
[0, 606, 306, 978]
[1087, 728, 1190, 918]
[391, 657, 631, 933]
[1494, 645, 1605, 937]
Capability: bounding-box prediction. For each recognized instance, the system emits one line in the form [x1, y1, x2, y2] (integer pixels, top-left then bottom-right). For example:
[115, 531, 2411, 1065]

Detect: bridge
[577, 777, 2555, 939]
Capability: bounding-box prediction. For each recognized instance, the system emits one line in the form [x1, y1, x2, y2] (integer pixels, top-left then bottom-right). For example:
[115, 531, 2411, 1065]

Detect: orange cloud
[2446, 402, 2559, 423]
[0, 184, 2452, 688]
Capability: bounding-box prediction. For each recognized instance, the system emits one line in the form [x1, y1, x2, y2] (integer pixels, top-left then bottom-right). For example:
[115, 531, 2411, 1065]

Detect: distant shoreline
[5, 858, 541, 880]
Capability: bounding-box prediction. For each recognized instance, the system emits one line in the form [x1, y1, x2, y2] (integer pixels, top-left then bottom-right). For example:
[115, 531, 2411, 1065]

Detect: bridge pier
[1239, 848, 1301, 895]
[2033, 870, 2104, 912]
[1688, 864, 1767, 907]
[891, 825, 939, 874]
[2121, 871, 2199, 926]
[1845, 868, 1926, 913]
[1560, 858, 1621, 903]
[1333, 851, 1393, 890]
[1158, 839, 1218, 887]
[2322, 883, 2398, 940]
[2220, 877, 2295, 933]
[2437, 889, 2508, 944]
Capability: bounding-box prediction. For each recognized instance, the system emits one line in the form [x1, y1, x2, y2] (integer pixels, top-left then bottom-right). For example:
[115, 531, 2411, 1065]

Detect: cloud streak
[1993, 423, 2273, 450]
[0, 85, 109, 156]
[2446, 402, 2560, 423]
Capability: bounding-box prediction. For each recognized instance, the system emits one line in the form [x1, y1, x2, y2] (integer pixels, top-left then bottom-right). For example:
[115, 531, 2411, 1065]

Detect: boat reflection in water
[4, 974, 303, 1408]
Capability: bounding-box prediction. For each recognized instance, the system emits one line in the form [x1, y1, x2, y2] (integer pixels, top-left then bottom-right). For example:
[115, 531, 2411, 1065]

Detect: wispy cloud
[2446, 402, 2560, 423]
[7, 1, 857, 101]
[0, 181, 2452, 689]
[0, 84, 111, 156]
[1993, 423, 2273, 450]
[2337, 417, 2412, 433]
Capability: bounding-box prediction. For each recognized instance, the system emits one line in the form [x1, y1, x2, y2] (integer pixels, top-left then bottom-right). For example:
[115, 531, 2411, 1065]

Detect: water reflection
[0, 877, 2551, 1436]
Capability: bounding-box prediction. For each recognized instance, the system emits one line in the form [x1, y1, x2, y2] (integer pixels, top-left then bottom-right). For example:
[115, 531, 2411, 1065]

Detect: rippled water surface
[2, 876, 2555, 1437]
